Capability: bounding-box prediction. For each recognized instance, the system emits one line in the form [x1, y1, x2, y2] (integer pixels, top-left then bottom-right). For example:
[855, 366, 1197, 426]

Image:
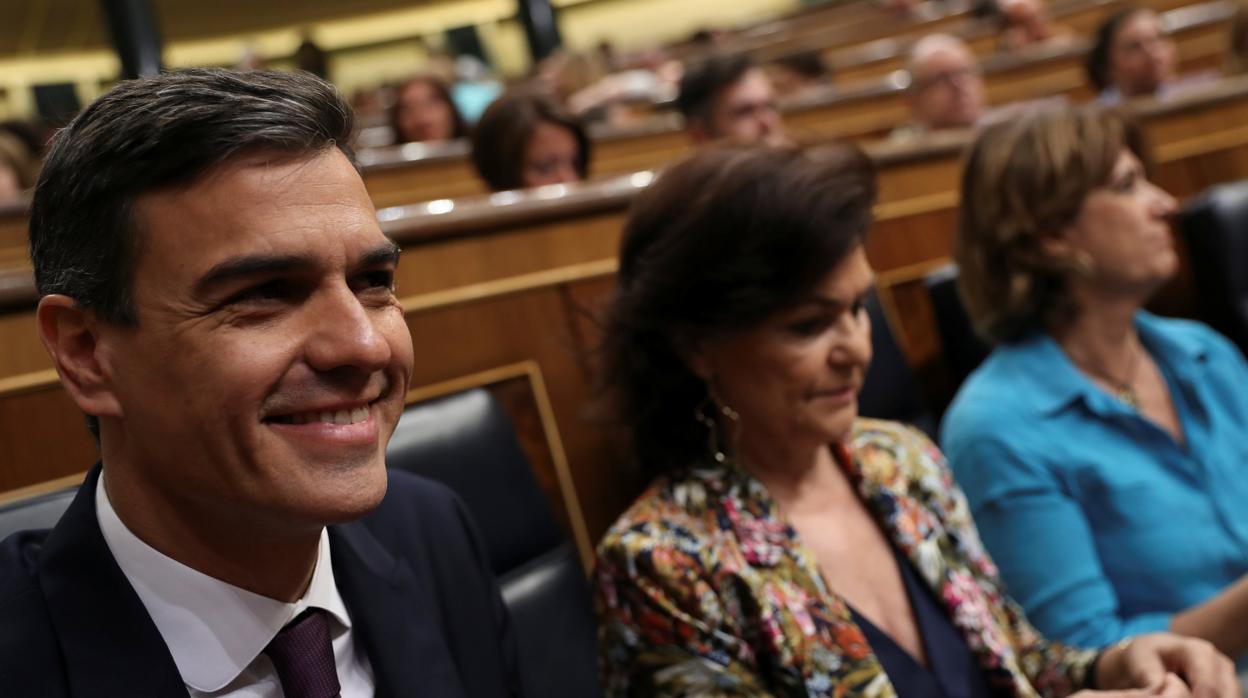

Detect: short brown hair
[676, 52, 755, 124]
[955, 103, 1146, 343]
[470, 89, 589, 191]
[601, 143, 877, 476]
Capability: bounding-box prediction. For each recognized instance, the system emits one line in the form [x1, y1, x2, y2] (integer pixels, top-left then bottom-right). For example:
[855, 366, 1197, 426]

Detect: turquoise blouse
[941, 312, 1248, 648]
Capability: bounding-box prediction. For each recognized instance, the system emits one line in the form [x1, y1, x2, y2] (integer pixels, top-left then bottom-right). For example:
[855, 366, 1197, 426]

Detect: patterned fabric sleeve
[594, 517, 785, 698]
[900, 425, 1100, 698]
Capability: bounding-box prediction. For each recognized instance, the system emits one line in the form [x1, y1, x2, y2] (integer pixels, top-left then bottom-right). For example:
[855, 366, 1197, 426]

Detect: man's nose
[305, 285, 392, 373]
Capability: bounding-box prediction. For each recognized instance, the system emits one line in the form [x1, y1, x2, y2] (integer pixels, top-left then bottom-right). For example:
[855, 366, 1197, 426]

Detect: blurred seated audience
[471, 89, 589, 191]
[943, 103, 1248, 660]
[1087, 8, 1182, 104]
[676, 52, 787, 146]
[892, 34, 986, 143]
[0, 130, 37, 202]
[294, 37, 329, 81]
[390, 74, 468, 145]
[450, 54, 503, 124]
[592, 142, 1237, 696]
[768, 51, 833, 99]
[997, 0, 1071, 50]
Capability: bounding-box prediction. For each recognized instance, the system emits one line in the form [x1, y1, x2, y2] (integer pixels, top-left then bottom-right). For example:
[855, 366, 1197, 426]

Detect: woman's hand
[1071, 671, 1189, 697]
[1093, 633, 1239, 698]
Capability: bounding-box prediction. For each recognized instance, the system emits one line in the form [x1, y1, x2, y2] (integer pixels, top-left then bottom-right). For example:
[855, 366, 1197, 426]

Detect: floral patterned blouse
[593, 418, 1099, 697]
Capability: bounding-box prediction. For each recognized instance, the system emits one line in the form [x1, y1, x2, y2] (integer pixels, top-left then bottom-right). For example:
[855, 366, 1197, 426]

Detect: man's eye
[225, 280, 289, 305]
[356, 270, 396, 292]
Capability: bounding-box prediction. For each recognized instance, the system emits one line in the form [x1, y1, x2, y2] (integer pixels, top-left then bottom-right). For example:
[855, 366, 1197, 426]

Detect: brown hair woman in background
[470, 89, 590, 191]
[390, 74, 467, 144]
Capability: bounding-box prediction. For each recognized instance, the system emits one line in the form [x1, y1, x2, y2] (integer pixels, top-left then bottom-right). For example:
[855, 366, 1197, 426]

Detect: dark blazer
[0, 466, 524, 697]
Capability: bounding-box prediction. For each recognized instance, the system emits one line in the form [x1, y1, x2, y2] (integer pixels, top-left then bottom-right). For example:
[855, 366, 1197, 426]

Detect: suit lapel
[843, 442, 1026, 693]
[36, 466, 188, 697]
[710, 460, 899, 698]
[330, 520, 467, 698]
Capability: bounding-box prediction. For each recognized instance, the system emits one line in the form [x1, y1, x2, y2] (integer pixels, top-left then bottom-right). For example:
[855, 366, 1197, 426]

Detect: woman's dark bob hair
[390, 74, 468, 143]
[1086, 6, 1150, 92]
[600, 143, 877, 478]
[470, 88, 590, 191]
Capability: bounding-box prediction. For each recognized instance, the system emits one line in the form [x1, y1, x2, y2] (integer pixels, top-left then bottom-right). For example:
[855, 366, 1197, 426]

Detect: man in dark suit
[0, 68, 523, 697]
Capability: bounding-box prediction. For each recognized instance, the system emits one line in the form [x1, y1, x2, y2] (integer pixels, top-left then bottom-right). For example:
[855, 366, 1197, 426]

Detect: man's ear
[36, 295, 123, 419]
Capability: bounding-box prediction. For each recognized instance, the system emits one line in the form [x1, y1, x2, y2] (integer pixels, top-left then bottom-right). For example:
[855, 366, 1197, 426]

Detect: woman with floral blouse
[591, 142, 1237, 697]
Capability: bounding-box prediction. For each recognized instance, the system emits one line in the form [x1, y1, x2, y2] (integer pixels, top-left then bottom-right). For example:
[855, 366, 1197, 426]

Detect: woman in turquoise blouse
[942, 104, 1248, 660]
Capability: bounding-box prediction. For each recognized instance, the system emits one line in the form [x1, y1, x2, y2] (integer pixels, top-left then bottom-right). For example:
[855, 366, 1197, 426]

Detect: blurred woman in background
[591, 142, 1236, 697]
[1086, 8, 1178, 103]
[944, 104, 1248, 662]
[390, 74, 467, 144]
[470, 89, 590, 191]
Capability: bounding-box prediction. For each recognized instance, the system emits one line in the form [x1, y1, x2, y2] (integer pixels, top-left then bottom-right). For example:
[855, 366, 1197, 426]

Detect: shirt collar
[95, 476, 353, 693]
[1006, 310, 1209, 417]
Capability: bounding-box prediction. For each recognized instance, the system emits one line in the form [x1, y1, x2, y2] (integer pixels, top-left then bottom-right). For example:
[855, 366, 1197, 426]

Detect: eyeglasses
[911, 66, 982, 92]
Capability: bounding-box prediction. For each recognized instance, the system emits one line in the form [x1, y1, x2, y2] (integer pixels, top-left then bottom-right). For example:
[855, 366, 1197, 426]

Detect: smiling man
[0, 69, 522, 697]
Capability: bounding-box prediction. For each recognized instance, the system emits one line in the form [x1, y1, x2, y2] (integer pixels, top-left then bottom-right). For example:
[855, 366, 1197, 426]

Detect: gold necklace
[1070, 339, 1142, 410]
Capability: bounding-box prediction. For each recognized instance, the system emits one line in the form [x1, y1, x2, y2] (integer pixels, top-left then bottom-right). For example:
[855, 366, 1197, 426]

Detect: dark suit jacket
[0, 466, 524, 697]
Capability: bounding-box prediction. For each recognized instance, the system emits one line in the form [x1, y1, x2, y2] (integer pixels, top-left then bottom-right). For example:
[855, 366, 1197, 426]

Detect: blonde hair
[955, 104, 1145, 343]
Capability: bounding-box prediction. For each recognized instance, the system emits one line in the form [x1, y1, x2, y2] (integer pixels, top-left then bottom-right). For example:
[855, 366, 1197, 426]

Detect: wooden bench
[815, 0, 1201, 87]
[347, 0, 1230, 209]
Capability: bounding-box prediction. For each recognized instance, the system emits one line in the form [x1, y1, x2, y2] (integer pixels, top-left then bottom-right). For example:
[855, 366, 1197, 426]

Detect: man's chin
[309, 464, 390, 525]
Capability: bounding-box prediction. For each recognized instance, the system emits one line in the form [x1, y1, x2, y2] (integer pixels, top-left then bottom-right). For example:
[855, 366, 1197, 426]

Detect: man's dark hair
[29, 68, 354, 437]
[600, 143, 877, 477]
[470, 88, 590, 191]
[676, 52, 756, 124]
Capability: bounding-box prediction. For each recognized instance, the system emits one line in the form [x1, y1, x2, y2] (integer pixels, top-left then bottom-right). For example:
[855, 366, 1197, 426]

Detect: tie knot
[264, 608, 341, 698]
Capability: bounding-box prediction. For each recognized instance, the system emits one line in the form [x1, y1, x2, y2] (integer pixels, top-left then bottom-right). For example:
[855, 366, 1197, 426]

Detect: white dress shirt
[95, 477, 375, 697]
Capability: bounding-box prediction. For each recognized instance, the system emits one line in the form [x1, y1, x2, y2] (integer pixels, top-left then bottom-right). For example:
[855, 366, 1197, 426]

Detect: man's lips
[266, 402, 374, 426]
[261, 375, 395, 425]
[264, 399, 384, 449]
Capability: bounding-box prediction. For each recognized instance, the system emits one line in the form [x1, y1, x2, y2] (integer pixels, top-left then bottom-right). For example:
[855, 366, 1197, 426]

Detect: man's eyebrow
[193, 254, 313, 296]
[193, 242, 402, 296]
[359, 241, 402, 268]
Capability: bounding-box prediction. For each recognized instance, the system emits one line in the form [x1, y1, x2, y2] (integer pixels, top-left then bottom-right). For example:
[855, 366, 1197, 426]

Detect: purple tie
[264, 608, 342, 698]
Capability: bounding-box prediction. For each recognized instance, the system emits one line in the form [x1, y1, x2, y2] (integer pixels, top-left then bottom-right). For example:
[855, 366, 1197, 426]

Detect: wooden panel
[0, 309, 49, 375]
[364, 157, 484, 210]
[0, 211, 24, 255]
[0, 373, 98, 492]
